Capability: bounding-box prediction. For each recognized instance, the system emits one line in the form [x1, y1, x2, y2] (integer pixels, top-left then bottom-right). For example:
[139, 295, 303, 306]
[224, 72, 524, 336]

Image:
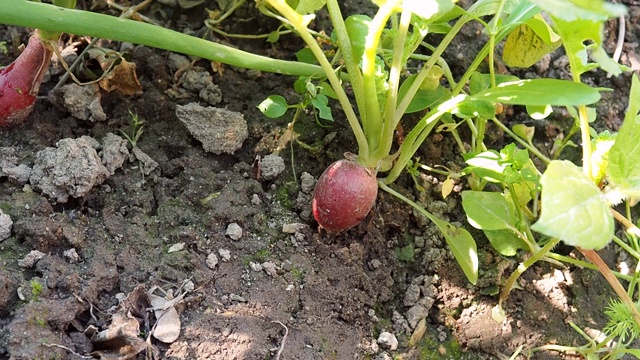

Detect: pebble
[259, 154, 285, 180]
[218, 249, 231, 262]
[63, 248, 80, 263]
[262, 261, 277, 276]
[249, 262, 263, 272]
[206, 253, 219, 269]
[226, 223, 243, 240]
[18, 250, 46, 268]
[0, 210, 12, 242]
[377, 332, 398, 351]
[403, 284, 421, 307]
[282, 223, 308, 234]
[300, 172, 316, 194]
[406, 304, 429, 329]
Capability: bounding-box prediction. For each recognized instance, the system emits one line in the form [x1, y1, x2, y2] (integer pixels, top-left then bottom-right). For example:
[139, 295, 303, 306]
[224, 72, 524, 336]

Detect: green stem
[1, 0, 324, 77]
[374, 7, 412, 161]
[382, 95, 467, 184]
[499, 238, 560, 306]
[361, 0, 401, 153]
[266, 0, 369, 159]
[546, 252, 633, 282]
[490, 117, 551, 164]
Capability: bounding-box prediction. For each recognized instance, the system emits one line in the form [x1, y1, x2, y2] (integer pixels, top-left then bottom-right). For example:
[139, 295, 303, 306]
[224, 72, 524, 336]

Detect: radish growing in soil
[312, 159, 378, 232]
[0, 31, 53, 126]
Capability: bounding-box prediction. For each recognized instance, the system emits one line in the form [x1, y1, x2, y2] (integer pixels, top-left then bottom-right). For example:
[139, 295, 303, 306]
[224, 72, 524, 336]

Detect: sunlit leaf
[525, 104, 552, 120]
[502, 16, 561, 68]
[531, 160, 613, 250]
[293, 0, 326, 14]
[608, 74, 640, 194]
[529, 0, 626, 22]
[257, 95, 289, 118]
[462, 191, 517, 231]
[468, 73, 520, 95]
[484, 229, 528, 256]
[473, 79, 601, 106]
[343, 14, 371, 62]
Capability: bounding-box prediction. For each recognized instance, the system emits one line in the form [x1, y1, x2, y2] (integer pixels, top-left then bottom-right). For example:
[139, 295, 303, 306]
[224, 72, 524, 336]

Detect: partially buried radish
[312, 159, 378, 232]
[0, 31, 53, 126]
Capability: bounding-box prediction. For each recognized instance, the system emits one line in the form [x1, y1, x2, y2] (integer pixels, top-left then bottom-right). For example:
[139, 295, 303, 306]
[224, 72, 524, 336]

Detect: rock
[0, 210, 12, 242]
[180, 69, 222, 105]
[30, 137, 111, 203]
[300, 172, 316, 194]
[282, 223, 309, 234]
[131, 146, 159, 175]
[406, 304, 429, 329]
[0, 147, 31, 183]
[99, 133, 129, 175]
[206, 253, 218, 269]
[377, 332, 398, 351]
[249, 262, 262, 272]
[260, 154, 285, 180]
[48, 83, 106, 122]
[225, 223, 243, 240]
[18, 250, 46, 268]
[261, 261, 277, 276]
[403, 284, 421, 307]
[176, 103, 247, 155]
[218, 249, 231, 262]
[63, 248, 80, 263]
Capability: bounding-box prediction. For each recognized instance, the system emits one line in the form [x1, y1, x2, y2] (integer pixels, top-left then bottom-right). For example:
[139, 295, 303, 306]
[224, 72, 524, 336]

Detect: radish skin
[312, 159, 378, 232]
[0, 33, 53, 126]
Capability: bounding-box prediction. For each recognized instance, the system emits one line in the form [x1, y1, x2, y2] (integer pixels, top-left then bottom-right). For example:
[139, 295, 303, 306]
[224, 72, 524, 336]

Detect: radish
[0, 31, 53, 126]
[312, 159, 378, 232]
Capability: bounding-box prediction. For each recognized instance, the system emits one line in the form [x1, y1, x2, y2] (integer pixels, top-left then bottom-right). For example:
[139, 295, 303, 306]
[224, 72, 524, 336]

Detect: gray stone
[377, 332, 398, 351]
[260, 154, 285, 180]
[0, 210, 12, 241]
[176, 103, 247, 155]
[226, 223, 243, 240]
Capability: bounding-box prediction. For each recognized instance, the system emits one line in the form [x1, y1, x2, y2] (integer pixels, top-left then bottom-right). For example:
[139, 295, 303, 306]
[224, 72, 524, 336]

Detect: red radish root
[312, 159, 378, 232]
[0, 33, 53, 126]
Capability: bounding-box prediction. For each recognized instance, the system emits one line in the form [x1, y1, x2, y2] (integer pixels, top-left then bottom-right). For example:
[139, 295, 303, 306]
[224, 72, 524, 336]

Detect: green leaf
[464, 150, 505, 183]
[467, 0, 522, 18]
[453, 98, 496, 119]
[526, 104, 552, 120]
[398, 75, 451, 113]
[462, 191, 517, 231]
[531, 160, 613, 250]
[472, 79, 601, 106]
[484, 229, 528, 256]
[311, 94, 333, 121]
[608, 74, 640, 194]
[433, 217, 478, 285]
[257, 95, 289, 118]
[529, 0, 626, 22]
[513, 124, 535, 143]
[293, 0, 326, 14]
[502, 18, 561, 68]
[343, 14, 371, 62]
[468, 73, 520, 95]
[295, 48, 317, 64]
[403, 0, 454, 21]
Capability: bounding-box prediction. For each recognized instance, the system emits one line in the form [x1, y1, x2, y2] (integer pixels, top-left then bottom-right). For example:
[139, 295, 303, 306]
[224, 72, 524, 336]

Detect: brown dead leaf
[98, 59, 143, 96]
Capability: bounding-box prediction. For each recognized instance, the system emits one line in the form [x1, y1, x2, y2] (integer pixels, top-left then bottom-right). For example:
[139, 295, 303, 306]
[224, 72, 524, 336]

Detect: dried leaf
[98, 59, 143, 96]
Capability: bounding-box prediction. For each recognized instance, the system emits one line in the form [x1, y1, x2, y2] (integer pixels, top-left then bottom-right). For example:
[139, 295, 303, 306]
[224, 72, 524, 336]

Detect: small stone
[221, 327, 232, 337]
[377, 332, 398, 351]
[403, 284, 421, 307]
[168, 242, 185, 253]
[63, 248, 80, 263]
[176, 104, 247, 155]
[18, 250, 46, 268]
[218, 249, 231, 262]
[406, 304, 429, 329]
[229, 293, 246, 302]
[0, 210, 12, 242]
[300, 172, 316, 194]
[251, 194, 262, 206]
[260, 154, 285, 181]
[226, 223, 243, 240]
[249, 262, 263, 272]
[206, 253, 219, 269]
[282, 223, 308, 234]
[262, 261, 277, 276]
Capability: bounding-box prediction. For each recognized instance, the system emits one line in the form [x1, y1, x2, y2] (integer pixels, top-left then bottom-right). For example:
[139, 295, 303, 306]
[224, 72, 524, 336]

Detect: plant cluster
[1, 0, 639, 356]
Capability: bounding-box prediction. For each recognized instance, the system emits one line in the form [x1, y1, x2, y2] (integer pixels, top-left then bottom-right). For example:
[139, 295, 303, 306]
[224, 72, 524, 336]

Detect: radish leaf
[258, 95, 289, 118]
[532, 160, 613, 250]
[472, 79, 601, 106]
[608, 74, 640, 195]
[462, 191, 516, 231]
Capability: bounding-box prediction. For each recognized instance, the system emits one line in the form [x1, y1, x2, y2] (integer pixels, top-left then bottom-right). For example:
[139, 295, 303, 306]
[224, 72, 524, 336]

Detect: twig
[41, 343, 94, 359]
[271, 320, 289, 360]
[608, 14, 626, 78]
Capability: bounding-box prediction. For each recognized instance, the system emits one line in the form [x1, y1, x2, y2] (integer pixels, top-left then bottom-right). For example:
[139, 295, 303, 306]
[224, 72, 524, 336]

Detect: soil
[1, 1, 639, 359]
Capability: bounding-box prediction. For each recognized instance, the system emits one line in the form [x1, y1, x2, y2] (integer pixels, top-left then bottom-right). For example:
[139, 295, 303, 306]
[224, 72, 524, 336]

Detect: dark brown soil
[1, 1, 639, 359]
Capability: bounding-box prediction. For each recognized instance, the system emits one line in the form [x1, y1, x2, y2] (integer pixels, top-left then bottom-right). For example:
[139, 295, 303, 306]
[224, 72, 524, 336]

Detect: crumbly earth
[1, 1, 639, 359]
